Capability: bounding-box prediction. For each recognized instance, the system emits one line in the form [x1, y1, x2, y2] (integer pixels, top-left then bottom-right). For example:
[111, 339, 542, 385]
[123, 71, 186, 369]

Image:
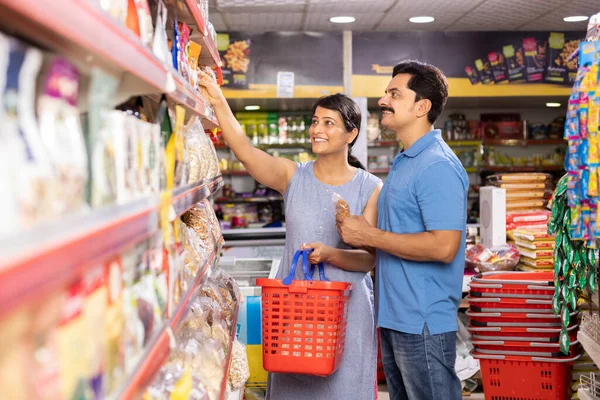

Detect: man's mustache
[381, 107, 394, 113]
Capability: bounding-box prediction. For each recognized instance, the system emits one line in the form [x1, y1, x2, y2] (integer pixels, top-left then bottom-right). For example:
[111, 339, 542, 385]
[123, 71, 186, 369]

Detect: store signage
[276, 71, 295, 98]
[352, 31, 584, 86]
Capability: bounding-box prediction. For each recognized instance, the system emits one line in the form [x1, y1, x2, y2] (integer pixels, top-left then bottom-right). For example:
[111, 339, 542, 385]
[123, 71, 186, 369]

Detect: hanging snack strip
[548, 174, 597, 354]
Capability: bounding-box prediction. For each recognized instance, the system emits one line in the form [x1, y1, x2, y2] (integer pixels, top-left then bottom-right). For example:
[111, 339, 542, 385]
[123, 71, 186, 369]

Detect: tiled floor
[377, 385, 486, 400]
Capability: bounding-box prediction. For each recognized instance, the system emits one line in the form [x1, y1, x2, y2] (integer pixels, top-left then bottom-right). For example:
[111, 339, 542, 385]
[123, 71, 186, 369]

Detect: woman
[198, 70, 382, 400]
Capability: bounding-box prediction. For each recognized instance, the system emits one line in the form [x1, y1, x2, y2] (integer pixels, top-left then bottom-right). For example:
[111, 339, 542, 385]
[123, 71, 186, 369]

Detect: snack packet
[333, 193, 350, 219]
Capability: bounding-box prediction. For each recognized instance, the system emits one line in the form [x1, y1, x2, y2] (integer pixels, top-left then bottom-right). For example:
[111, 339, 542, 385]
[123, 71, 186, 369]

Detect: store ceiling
[208, 0, 598, 32]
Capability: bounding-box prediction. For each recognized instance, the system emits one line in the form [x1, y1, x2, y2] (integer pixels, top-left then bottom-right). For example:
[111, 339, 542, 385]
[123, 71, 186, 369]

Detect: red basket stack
[467, 271, 582, 400]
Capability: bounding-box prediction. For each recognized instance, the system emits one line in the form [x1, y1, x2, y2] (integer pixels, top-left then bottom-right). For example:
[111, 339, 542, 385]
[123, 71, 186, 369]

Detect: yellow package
[590, 167, 599, 197]
[590, 92, 599, 134]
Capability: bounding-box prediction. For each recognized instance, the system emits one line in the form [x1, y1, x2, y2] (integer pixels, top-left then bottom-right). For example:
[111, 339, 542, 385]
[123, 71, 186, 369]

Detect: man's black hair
[393, 60, 449, 124]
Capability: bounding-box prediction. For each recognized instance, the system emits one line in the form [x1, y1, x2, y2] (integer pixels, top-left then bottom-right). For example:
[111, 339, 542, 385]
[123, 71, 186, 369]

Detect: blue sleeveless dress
[266, 161, 381, 400]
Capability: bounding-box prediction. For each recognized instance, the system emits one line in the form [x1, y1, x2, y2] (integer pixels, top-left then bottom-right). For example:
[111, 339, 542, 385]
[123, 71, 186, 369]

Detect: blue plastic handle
[282, 249, 329, 285]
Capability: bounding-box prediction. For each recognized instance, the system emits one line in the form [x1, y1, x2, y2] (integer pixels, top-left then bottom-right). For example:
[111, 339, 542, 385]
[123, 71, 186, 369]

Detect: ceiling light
[245, 105, 260, 111]
[409, 16, 435, 24]
[330, 16, 355, 24]
[546, 102, 561, 108]
[563, 15, 588, 22]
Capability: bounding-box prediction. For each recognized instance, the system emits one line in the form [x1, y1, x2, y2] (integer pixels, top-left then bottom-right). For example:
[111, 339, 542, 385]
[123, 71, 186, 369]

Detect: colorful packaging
[134, 0, 153, 47]
[545, 32, 567, 84]
[523, 37, 547, 82]
[464, 65, 480, 85]
[503, 43, 526, 82]
[488, 51, 507, 83]
[474, 58, 493, 84]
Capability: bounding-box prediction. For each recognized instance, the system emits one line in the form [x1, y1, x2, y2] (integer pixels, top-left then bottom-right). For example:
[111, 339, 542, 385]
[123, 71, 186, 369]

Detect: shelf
[447, 140, 482, 147]
[465, 167, 479, 173]
[578, 330, 600, 369]
[216, 196, 283, 203]
[578, 387, 599, 400]
[118, 249, 217, 400]
[0, 0, 218, 125]
[219, 294, 241, 400]
[368, 140, 399, 148]
[483, 139, 566, 147]
[183, 0, 222, 67]
[482, 165, 564, 173]
[0, 176, 223, 317]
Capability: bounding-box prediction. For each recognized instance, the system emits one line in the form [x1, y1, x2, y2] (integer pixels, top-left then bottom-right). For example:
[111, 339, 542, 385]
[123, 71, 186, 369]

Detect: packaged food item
[28, 294, 64, 400]
[172, 16, 180, 72]
[487, 173, 551, 182]
[503, 43, 526, 82]
[0, 307, 31, 400]
[519, 256, 553, 269]
[513, 226, 553, 242]
[506, 210, 551, 225]
[4, 40, 52, 229]
[134, 0, 153, 47]
[228, 340, 250, 390]
[38, 57, 88, 217]
[99, 0, 128, 24]
[152, 0, 171, 67]
[545, 32, 567, 84]
[464, 65, 480, 85]
[514, 238, 554, 250]
[103, 256, 125, 394]
[125, 0, 140, 37]
[87, 69, 119, 207]
[505, 199, 547, 209]
[333, 193, 350, 218]
[474, 58, 493, 84]
[523, 36, 547, 83]
[488, 51, 507, 83]
[178, 22, 191, 82]
[516, 247, 553, 260]
[465, 244, 520, 273]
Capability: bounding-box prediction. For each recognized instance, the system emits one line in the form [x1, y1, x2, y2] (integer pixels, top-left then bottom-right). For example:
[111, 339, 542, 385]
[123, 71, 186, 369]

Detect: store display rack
[119, 248, 218, 400]
[483, 138, 566, 147]
[0, 0, 220, 128]
[0, 176, 223, 318]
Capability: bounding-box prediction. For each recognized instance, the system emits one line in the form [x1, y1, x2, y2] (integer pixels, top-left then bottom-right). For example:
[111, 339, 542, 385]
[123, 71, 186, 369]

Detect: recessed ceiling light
[409, 16, 435, 24]
[563, 15, 588, 22]
[245, 105, 260, 111]
[330, 16, 355, 24]
[546, 102, 562, 108]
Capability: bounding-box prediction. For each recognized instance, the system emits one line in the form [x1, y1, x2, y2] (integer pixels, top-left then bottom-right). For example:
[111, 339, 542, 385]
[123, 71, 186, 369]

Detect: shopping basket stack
[467, 271, 582, 400]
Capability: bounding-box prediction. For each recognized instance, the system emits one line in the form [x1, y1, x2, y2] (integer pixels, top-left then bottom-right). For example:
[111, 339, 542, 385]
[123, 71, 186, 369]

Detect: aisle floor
[377, 385, 486, 400]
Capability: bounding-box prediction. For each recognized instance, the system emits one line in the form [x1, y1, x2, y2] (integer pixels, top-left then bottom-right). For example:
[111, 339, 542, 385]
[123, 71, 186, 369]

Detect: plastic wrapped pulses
[228, 340, 250, 390]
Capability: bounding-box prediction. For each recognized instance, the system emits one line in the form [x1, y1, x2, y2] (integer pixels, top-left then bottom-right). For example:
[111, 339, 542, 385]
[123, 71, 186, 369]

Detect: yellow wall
[223, 84, 344, 99]
[351, 76, 573, 98]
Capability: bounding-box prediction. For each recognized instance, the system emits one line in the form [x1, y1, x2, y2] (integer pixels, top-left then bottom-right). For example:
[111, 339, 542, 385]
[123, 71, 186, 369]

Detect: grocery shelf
[447, 140, 482, 147]
[173, 176, 224, 217]
[219, 296, 241, 400]
[215, 196, 284, 203]
[118, 249, 218, 400]
[483, 138, 566, 147]
[482, 165, 564, 173]
[183, 0, 222, 67]
[0, 0, 218, 125]
[578, 330, 600, 369]
[0, 176, 223, 317]
[465, 167, 479, 173]
[368, 140, 400, 148]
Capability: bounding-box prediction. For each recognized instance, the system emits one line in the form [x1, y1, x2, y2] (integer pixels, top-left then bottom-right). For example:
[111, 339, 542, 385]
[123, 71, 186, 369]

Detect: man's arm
[337, 161, 466, 264]
[363, 228, 461, 264]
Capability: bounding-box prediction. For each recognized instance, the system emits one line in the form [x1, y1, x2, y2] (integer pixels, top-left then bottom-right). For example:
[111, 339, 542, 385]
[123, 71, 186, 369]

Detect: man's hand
[301, 242, 333, 265]
[336, 214, 373, 248]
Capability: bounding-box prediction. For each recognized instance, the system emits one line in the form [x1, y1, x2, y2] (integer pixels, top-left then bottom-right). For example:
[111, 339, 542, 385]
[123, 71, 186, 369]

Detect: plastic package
[466, 244, 520, 273]
[228, 340, 250, 390]
[38, 57, 88, 217]
[333, 193, 350, 218]
[152, 0, 171, 66]
[134, 0, 153, 47]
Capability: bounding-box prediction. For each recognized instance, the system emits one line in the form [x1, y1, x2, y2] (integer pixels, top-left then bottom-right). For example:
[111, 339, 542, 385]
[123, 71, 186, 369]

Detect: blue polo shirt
[376, 129, 468, 335]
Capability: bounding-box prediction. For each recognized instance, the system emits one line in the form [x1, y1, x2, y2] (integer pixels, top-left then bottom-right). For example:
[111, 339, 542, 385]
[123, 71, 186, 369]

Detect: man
[337, 60, 468, 400]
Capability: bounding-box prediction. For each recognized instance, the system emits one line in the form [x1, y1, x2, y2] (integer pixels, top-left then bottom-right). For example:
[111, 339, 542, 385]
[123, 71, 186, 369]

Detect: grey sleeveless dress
[266, 161, 381, 400]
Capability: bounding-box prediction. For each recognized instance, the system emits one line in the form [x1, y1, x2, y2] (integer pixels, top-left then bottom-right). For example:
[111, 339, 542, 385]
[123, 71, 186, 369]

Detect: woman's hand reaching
[301, 242, 334, 265]
[197, 68, 227, 107]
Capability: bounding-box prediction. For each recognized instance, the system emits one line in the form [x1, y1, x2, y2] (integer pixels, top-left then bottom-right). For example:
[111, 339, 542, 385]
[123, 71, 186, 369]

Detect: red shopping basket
[256, 249, 352, 377]
[472, 351, 581, 399]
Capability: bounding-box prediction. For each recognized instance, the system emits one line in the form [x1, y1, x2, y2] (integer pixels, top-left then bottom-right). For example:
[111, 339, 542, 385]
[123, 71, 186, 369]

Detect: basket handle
[282, 249, 328, 285]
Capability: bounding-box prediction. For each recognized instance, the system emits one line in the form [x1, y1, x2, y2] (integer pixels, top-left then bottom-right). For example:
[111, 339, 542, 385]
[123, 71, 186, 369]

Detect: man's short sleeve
[416, 161, 467, 231]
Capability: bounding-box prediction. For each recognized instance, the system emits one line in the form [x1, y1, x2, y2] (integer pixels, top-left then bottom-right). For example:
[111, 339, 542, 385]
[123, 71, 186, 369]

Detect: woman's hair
[312, 93, 365, 170]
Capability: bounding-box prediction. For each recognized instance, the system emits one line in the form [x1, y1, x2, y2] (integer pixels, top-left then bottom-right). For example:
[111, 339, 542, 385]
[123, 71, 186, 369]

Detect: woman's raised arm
[198, 70, 296, 194]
